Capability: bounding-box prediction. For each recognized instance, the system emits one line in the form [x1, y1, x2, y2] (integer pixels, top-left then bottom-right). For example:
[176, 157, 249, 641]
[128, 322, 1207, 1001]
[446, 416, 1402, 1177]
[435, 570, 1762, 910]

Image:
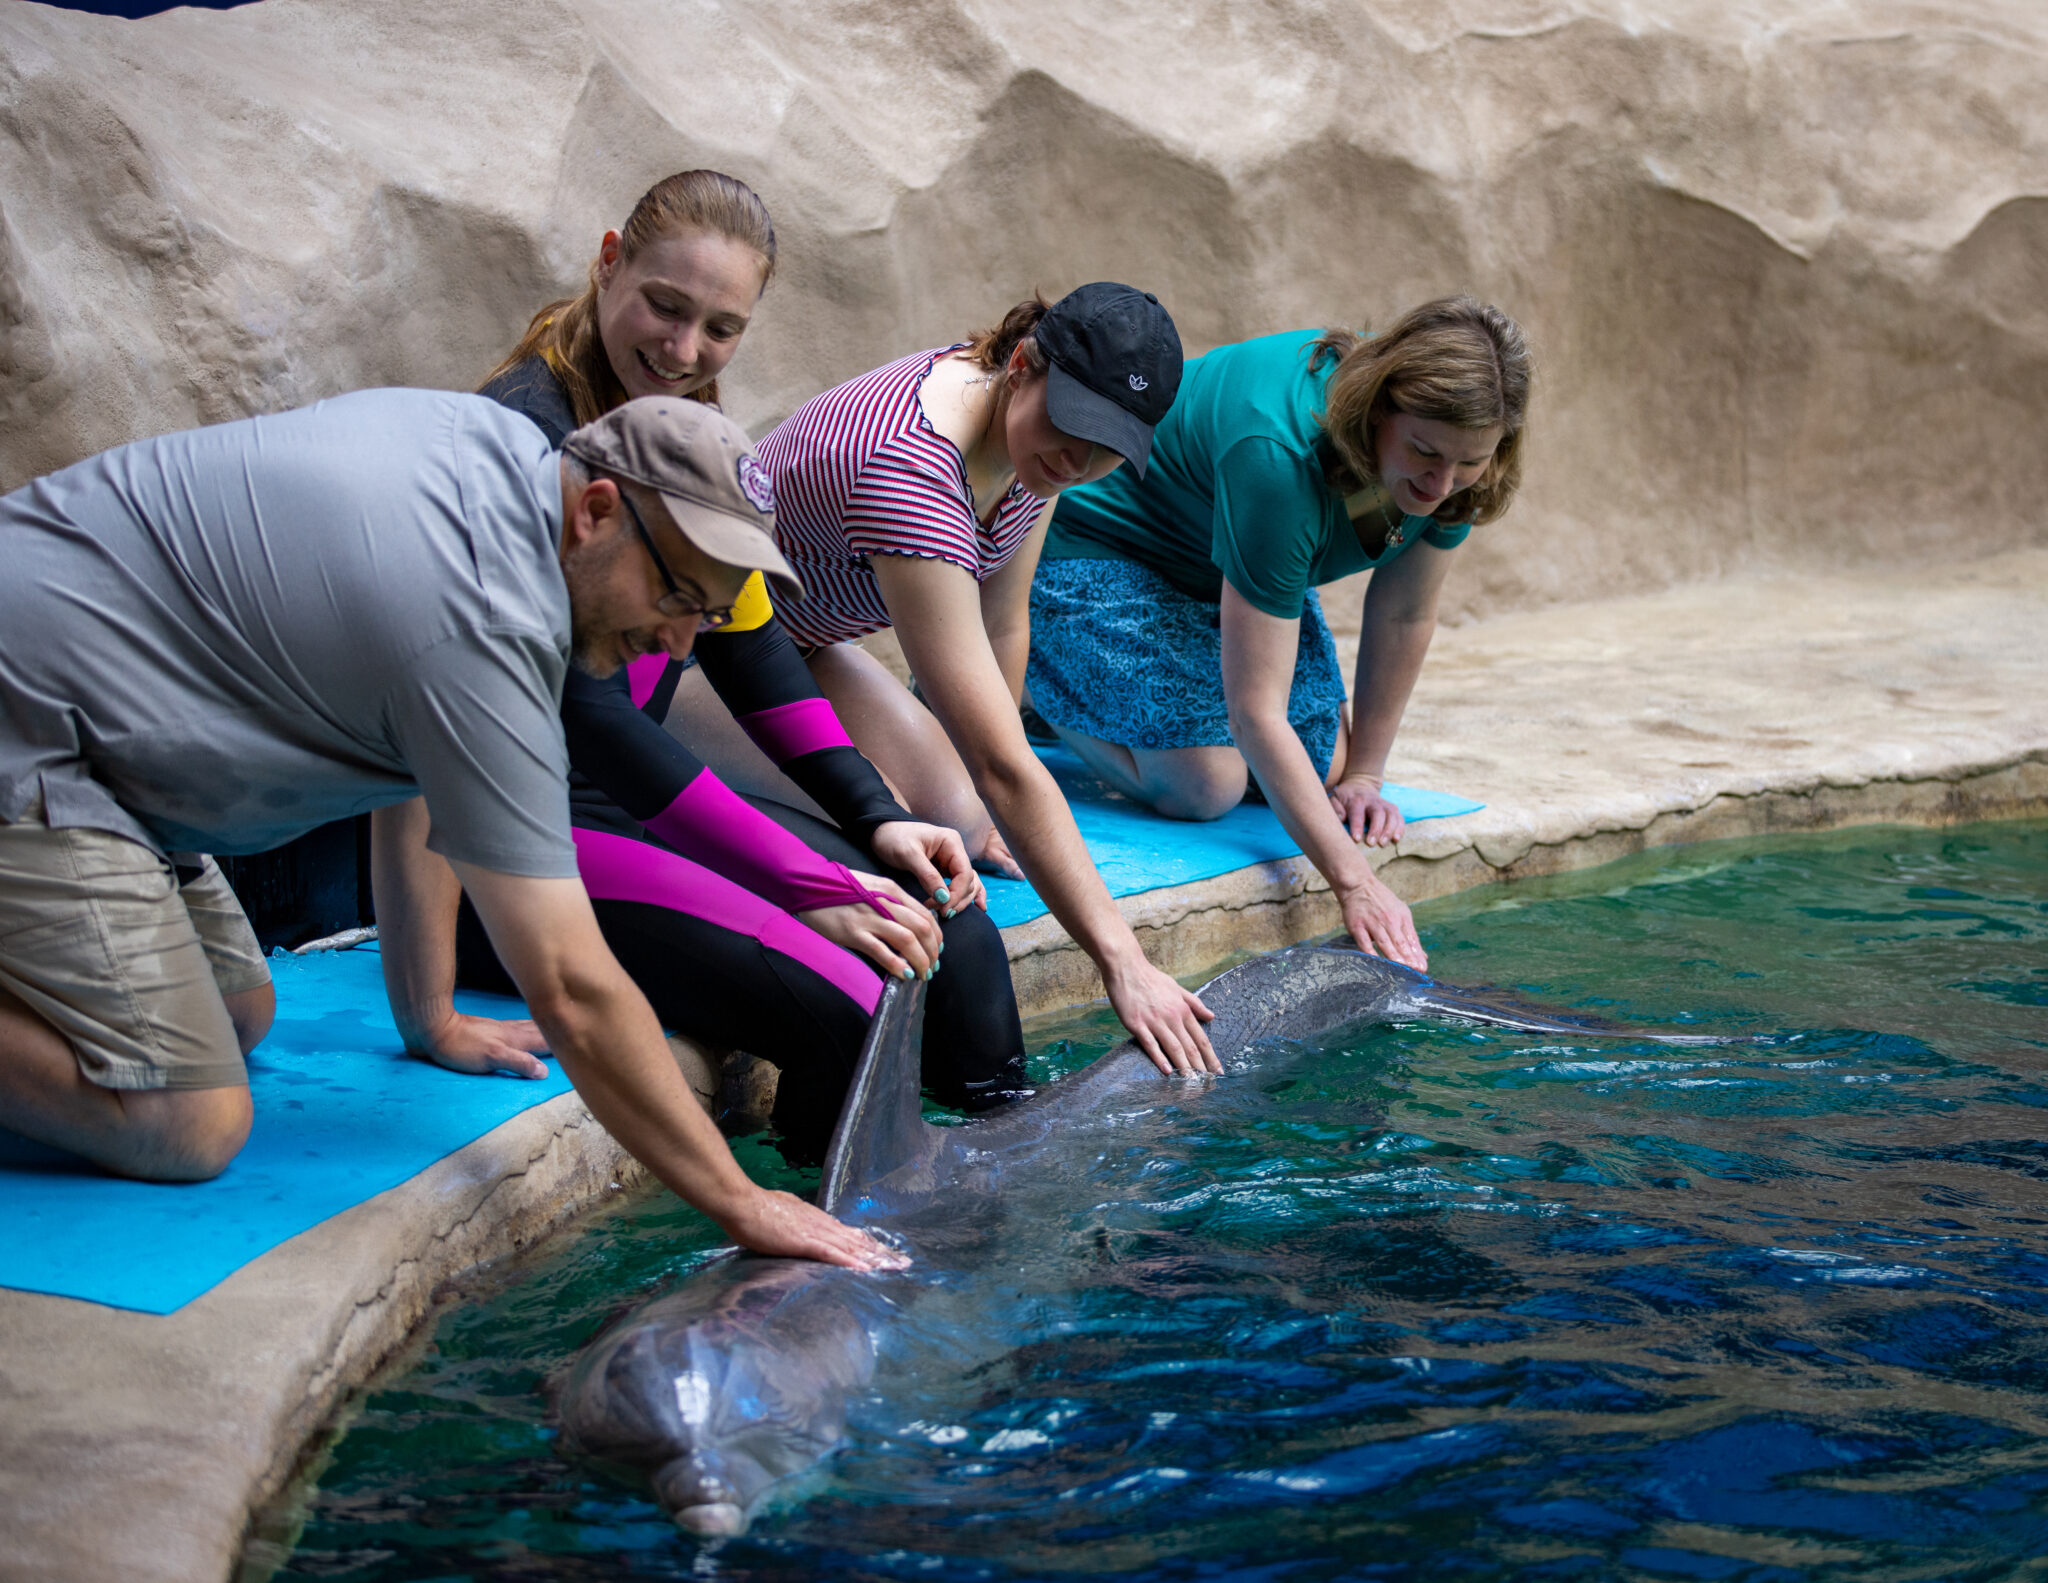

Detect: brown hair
[481, 169, 776, 422]
[1311, 296, 1531, 526]
[961, 293, 1052, 377]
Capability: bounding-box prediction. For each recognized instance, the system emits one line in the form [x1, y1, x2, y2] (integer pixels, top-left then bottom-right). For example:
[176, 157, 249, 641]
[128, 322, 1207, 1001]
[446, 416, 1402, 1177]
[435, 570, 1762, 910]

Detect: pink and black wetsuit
[464, 359, 1027, 1161]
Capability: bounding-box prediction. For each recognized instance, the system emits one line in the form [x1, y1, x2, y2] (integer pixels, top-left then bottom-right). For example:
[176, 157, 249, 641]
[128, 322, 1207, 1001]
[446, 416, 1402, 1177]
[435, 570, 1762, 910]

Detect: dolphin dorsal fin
[817, 978, 937, 1217]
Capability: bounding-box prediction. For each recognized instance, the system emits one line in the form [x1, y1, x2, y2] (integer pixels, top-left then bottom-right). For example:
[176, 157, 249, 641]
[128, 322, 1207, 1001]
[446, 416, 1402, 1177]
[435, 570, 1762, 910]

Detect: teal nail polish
[934, 884, 951, 903]
[900, 967, 915, 980]
[942, 908, 955, 919]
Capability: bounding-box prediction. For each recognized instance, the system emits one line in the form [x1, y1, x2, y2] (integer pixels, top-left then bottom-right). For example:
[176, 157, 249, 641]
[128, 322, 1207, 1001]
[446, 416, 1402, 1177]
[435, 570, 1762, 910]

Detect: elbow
[1224, 699, 1281, 751]
[513, 959, 610, 1040]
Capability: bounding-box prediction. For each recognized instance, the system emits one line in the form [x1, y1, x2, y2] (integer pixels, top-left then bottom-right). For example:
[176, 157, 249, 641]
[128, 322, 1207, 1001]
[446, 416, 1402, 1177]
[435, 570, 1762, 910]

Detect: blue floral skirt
[1026, 557, 1347, 774]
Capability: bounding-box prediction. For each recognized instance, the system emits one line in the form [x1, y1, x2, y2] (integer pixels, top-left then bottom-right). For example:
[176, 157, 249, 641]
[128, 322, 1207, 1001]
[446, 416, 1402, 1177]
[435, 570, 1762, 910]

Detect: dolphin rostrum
[555, 945, 1737, 1535]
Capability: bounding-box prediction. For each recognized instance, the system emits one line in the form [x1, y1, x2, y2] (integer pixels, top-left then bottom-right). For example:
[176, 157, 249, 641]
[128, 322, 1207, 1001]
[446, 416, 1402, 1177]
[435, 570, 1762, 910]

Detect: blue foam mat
[0, 948, 568, 1315]
[981, 745, 1484, 929]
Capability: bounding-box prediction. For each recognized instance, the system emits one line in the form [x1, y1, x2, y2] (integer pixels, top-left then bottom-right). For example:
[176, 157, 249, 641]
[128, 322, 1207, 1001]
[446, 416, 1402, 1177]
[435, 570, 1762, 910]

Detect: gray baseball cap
[563, 396, 803, 605]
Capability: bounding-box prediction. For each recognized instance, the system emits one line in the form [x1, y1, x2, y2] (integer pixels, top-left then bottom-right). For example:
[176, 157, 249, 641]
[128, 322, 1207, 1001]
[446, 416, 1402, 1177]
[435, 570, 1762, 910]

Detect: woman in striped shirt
[756, 284, 1220, 1077]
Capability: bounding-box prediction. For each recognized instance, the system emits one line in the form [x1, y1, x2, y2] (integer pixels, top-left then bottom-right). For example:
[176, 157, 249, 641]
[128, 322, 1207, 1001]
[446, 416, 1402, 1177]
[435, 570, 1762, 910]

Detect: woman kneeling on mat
[1026, 297, 1532, 971]
[383, 171, 1027, 1162]
[754, 283, 1219, 1078]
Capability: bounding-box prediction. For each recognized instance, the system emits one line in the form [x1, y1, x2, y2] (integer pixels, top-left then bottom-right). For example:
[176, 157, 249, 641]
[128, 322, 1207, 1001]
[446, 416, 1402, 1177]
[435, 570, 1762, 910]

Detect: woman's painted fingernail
[901, 967, 915, 980]
[934, 884, 951, 903]
[943, 908, 955, 919]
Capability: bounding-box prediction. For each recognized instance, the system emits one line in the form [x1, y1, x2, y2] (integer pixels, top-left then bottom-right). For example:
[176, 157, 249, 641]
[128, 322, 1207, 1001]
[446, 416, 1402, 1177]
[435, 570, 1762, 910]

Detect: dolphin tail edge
[818, 976, 935, 1217]
[1410, 981, 1762, 1046]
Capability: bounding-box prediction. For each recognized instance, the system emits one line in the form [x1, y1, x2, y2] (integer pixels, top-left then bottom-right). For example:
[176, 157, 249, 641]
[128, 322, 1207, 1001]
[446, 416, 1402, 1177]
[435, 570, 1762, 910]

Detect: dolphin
[555, 945, 1738, 1535]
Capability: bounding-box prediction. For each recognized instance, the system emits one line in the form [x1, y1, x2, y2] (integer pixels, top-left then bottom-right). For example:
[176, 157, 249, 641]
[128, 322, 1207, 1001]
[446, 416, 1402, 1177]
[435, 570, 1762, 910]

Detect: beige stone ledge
[3, 554, 2043, 1583]
[1005, 755, 2048, 1016]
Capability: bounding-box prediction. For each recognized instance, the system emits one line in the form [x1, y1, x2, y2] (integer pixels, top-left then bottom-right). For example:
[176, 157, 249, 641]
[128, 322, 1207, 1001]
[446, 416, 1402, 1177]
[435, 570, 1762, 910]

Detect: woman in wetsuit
[415, 171, 1029, 1160]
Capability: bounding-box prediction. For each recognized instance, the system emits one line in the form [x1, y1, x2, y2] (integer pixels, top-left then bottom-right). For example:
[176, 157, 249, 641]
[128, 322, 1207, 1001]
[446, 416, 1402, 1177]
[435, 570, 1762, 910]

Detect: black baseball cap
[1036, 282, 1183, 478]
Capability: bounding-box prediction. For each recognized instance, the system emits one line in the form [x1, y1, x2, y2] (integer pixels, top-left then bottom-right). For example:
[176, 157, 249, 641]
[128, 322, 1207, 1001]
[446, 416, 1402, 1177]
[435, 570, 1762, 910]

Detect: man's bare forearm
[369, 799, 463, 1050]
[528, 969, 759, 1223]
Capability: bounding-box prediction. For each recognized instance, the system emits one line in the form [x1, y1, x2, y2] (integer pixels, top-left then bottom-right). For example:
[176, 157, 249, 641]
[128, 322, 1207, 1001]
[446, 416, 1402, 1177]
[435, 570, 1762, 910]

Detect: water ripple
[266, 820, 2048, 1582]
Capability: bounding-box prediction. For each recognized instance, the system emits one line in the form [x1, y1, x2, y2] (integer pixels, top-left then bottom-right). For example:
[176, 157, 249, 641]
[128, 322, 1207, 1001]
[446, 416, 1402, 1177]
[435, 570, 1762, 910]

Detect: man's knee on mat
[105, 1083, 253, 1182]
[0, 984, 253, 1181]
[225, 982, 276, 1056]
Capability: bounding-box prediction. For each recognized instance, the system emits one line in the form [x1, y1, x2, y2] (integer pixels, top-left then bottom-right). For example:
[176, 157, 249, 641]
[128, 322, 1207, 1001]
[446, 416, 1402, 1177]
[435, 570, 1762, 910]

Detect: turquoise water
[258, 821, 2048, 1581]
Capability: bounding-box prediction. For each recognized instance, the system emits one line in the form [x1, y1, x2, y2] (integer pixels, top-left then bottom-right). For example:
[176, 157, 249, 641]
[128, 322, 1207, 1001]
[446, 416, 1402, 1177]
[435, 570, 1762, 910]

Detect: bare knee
[1142, 753, 1248, 822]
[110, 1084, 253, 1182]
[224, 982, 275, 1056]
[924, 776, 998, 850]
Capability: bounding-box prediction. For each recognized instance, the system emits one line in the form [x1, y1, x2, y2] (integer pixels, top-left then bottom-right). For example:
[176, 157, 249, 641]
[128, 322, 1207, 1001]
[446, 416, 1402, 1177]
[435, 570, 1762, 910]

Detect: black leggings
[454, 800, 1026, 1164]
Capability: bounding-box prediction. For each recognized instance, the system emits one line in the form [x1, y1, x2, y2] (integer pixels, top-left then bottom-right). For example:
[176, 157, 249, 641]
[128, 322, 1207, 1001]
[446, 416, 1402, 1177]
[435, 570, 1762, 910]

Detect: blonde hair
[1312, 296, 1531, 526]
[482, 170, 776, 423]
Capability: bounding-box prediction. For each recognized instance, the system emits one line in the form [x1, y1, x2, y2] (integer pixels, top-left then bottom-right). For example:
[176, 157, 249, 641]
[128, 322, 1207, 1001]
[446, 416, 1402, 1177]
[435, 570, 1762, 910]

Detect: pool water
[255, 821, 2048, 1582]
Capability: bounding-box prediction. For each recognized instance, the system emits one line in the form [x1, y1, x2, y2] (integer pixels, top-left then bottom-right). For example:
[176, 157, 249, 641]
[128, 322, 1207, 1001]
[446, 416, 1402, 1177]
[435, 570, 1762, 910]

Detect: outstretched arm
[454, 860, 904, 1270]
[1219, 588, 1426, 971]
[1333, 542, 1454, 846]
[875, 548, 1218, 1077]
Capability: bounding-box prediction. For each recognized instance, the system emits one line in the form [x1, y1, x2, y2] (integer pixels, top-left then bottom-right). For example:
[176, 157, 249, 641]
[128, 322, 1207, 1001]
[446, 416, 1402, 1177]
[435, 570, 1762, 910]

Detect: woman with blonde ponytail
[480, 168, 777, 433]
[379, 172, 1035, 1158]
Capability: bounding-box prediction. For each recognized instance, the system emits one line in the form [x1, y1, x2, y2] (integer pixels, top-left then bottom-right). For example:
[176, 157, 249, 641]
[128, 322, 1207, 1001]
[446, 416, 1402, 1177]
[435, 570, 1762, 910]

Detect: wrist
[394, 999, 457, 1055]
[1332, 860, 1388, 900]
[1094, 933, 1155, 987]
[705, 1177, 778, 1238]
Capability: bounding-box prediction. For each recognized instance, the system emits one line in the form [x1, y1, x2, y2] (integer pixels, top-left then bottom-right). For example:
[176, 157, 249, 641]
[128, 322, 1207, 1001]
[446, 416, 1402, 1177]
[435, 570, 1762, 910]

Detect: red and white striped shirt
[757, 346, 1046, 648]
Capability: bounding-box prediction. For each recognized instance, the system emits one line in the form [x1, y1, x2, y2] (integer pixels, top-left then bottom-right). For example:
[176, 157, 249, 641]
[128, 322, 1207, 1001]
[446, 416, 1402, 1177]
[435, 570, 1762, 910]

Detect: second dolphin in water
[556, 946, 1734, 1534]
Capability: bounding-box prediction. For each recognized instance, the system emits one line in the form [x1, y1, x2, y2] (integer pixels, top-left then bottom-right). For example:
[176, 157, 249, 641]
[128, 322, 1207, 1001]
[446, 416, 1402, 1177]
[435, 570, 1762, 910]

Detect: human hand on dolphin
[722, 1187, 911, 1272]
[868, 819, 985, 918]
[1338, 874, 1428, 972]
[1106, 953, 1221, 1078]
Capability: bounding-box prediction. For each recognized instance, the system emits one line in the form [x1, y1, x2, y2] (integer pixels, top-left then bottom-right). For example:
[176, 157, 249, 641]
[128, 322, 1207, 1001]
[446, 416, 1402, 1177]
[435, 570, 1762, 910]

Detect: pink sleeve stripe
[627, 654, 668, 711]
[643, 769, 891, 919]
[573, 828, 880, 1015]
[737, 698, 855, 763]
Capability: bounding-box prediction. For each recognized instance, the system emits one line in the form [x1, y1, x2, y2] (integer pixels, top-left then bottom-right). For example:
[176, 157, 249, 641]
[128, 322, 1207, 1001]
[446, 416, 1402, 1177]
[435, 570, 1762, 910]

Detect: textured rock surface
[4, 0, 2045, 620]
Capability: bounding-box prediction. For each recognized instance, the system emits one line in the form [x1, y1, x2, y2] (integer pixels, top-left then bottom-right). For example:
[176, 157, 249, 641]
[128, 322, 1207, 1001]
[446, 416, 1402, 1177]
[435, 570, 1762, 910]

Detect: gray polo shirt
[0, 389, 578, 878]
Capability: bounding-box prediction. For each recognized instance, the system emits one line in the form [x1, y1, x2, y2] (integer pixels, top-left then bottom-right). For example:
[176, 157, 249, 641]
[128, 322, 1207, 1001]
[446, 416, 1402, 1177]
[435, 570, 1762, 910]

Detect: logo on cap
[1128, 374, 1149, 391]
[736, 454, 776, 515]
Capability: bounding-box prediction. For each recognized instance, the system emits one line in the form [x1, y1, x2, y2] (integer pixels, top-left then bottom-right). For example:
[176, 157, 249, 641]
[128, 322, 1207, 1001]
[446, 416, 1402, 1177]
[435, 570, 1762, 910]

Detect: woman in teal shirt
[1027, 296, 1531, 969]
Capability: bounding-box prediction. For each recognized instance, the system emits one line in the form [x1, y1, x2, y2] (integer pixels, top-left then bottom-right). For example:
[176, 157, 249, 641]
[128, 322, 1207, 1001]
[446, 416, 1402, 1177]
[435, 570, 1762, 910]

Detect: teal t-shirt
[1044, 328, 1472, 619]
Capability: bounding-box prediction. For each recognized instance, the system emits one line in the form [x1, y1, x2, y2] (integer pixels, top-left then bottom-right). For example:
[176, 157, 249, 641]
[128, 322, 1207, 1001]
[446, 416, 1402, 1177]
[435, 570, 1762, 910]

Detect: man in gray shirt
[0, 388, 897, 1272]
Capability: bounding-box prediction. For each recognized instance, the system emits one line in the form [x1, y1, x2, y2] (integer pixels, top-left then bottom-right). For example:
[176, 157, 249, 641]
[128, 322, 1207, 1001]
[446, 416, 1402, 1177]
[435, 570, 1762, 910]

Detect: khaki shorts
[0, 802, 270, 1092]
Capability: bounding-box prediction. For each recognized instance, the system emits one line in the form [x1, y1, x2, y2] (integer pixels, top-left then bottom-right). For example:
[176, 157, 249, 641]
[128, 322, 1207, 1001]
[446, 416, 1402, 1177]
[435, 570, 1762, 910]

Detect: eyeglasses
[617, 489, 737, 629]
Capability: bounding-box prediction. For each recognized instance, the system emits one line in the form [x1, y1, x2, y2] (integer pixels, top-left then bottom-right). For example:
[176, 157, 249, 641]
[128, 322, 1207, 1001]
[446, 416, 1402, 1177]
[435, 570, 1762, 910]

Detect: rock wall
[2, 0, 2044, 622]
